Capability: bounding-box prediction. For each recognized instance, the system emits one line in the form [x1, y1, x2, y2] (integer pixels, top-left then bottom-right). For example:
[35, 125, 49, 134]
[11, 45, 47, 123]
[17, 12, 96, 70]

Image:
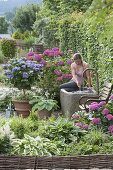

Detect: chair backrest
[99, 82, 113, 102]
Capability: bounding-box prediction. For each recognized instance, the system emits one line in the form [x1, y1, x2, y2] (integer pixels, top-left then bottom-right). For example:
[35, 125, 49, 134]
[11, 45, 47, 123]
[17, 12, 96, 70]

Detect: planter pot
[38, 109, 51, 119]
[13, 100, 31, 118]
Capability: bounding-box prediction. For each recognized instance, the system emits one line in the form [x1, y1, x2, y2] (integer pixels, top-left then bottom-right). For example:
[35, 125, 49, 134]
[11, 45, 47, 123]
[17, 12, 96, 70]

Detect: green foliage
[0, 45, 5, 63]
[39, 116, 87, 144]
[0, 17, 9, 33]
[30, 96, 58, 112]
[1, 39, 16, 58]
[13, 4, 40, 32]
[12, 31, 23, 39]
[0, 134, 12, 154]
[64, 129, 113, 155]
[11, 134, 60, 156]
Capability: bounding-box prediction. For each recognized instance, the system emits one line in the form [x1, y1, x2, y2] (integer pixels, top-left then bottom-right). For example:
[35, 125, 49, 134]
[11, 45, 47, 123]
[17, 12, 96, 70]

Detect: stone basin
[60, 88, 98, 118]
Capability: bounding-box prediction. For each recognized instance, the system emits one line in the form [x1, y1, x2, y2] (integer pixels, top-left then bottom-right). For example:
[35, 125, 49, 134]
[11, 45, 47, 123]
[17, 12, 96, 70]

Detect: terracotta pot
[38, 109, 51, 119]
[13, 100, 31, 118]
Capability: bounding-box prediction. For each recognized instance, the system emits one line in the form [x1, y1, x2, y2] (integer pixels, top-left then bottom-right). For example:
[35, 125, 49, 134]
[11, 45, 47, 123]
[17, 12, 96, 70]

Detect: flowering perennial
[3, 57, 43, 90]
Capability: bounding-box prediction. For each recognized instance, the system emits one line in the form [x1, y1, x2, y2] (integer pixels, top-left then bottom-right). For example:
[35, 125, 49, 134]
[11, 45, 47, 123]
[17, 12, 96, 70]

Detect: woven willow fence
[0, 155, 113, 169]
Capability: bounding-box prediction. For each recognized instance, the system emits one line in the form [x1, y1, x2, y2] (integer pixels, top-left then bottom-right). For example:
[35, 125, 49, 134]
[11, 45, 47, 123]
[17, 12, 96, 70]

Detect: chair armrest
[79, 95, 99, 106]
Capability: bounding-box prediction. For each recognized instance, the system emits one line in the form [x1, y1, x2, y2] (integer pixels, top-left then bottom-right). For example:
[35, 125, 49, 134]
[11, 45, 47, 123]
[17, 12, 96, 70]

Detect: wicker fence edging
[0, 154, 113, 169]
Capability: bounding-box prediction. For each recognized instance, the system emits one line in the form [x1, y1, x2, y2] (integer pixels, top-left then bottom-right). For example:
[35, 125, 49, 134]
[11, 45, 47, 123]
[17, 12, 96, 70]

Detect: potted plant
[29, 96, 58, 119]
[2, 57, 43, 118]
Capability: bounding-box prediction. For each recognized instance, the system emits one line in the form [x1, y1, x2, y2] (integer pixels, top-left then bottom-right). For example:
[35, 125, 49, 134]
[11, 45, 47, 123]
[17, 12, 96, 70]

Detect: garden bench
[79, 82, 113, 112]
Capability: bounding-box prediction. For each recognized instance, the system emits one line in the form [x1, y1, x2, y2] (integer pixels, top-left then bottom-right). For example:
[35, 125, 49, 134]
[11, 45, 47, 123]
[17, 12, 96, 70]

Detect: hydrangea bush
[72, 94, 113, 134]
[27, 48, 73, 99]
[2, 57, 43, 91]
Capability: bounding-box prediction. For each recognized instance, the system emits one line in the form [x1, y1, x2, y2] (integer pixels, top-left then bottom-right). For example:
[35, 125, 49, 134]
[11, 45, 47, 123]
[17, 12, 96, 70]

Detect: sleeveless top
[72, 62, 86, 86]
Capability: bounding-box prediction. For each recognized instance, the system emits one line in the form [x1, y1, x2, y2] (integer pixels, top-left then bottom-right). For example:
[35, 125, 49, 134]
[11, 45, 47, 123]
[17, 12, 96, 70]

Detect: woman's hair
[73, 53, 82, 61]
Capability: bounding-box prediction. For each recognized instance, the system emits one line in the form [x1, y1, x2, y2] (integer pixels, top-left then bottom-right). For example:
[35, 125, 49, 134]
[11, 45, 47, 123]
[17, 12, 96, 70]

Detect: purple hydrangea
[12, 67, 20, 71]
[98, 101, 106, 107]
[75, 122, 89, 129]
[91, 118, 101, 125]
[40, 59, 47, 66]
[22, 72, 29, 78]
[108, 125, 113, 133]
[27, 51, 34, 56]
[66, 59, 73, 65]
[56, 61, 64, 66]
[89, 102, 100, 111]
[7, 74, 13, 79]
[109, 94, 113, 100]
[54, 70, 62, 76]
[102, 108, 110, 116]
[34, 54, 43, 61]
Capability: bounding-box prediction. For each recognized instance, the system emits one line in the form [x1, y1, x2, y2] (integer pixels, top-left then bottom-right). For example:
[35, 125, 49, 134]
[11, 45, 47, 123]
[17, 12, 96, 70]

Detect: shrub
[26, 48, 72, 99]
[12, 31, 23, 39]
[1, 39, 16, 58]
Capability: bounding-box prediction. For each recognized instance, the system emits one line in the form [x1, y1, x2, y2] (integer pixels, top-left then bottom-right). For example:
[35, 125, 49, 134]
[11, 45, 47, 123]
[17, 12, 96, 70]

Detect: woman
[60, 53, 92, 91]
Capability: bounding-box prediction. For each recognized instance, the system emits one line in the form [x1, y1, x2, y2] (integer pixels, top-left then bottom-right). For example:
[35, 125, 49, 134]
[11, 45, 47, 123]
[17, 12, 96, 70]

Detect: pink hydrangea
[62, 74, 72, 79]
[56, 61, 64, 66]
[75, 122, 89, 129]
[82, 124, 89, 130]
[91, 118, 101, 125]
[67, 59, 73, 65]
[105, 114, 113, 120]
[54, 70, 62, 76]
[102, 108, 110, 116]
[98, 101, 106, 107]
[27, 51, 34, 56]
[34, 54, 43, 61]
[57, 76, 63, 81]
[71, 114, 80, 119]
[108, 125, 113, 133]
[89, 102, 100, 111]
[109, 94, 113, 100]
[39, 59, 47, 66]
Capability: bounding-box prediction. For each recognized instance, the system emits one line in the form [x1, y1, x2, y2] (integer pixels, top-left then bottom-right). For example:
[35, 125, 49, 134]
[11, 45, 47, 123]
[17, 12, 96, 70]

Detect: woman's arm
[71, 63, 80, 87]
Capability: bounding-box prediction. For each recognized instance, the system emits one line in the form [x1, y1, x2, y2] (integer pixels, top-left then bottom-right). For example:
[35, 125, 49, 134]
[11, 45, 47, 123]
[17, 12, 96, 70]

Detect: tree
[12, 4, 40, 32]
[0, 17, 9, 34]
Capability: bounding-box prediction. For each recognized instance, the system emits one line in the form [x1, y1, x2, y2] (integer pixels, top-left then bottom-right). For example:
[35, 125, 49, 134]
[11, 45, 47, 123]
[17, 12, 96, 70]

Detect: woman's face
[74, 59, 82, 65]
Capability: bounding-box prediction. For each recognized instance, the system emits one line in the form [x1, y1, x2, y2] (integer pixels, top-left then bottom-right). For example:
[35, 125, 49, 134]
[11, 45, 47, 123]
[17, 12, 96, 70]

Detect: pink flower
[89, 103, 100, 111]
[39, 59, 47, 66]
[108, 125, 113, 132]
[56, 61, 64, 66]
[54, 70, 62, 76]
[106, 114, 113, 120]
[75, 122, 83, 128]
[102, 108, 110, 116]
[109, 94, 113, 100]
[71, 114, 80, 119]
[98, 101, 106, 107]
[82, 124, 89, 129]
[26, 55, 34, 60]
[34, 54, 43, 61]
[75, 122, 89, 129]
[67, 59, 73, 65]
[62, 74, 72, 79]
[91, 118, 101, 125]
[57, 76, 63, 81]
[27, 51, 34, 56]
